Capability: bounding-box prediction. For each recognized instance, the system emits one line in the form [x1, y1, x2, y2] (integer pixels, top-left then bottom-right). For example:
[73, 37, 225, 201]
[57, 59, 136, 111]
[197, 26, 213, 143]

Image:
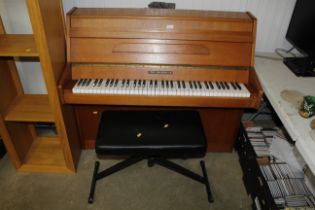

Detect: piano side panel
[70, 38, 252, 67]
[247, 68, 263, 109]
[199, 108, 243, 152]
[75, 105, 242, 152]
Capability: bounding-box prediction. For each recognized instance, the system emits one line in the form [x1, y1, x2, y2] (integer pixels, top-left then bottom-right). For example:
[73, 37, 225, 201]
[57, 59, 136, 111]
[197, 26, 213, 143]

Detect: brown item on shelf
[311, 119, 315, 129]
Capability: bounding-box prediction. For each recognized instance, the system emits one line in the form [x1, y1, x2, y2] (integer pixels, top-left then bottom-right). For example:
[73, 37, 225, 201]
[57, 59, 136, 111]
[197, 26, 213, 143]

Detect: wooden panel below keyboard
[75, 105, 243, 152]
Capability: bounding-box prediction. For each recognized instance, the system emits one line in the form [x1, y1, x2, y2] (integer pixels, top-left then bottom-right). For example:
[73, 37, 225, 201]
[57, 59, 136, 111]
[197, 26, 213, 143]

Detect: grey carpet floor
[0, 151, 251, 210]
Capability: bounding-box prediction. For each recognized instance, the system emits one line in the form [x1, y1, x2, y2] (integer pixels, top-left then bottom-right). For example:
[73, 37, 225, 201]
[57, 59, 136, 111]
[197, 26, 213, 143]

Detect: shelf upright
[0, 0, 80, 173]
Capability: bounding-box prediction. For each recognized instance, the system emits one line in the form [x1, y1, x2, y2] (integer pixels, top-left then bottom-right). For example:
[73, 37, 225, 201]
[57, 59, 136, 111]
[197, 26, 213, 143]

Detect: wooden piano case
[59, 8, 263, 152]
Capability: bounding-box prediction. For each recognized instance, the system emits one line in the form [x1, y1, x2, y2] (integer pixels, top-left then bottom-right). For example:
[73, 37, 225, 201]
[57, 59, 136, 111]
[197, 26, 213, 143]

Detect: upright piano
[59, 8, 263, 151]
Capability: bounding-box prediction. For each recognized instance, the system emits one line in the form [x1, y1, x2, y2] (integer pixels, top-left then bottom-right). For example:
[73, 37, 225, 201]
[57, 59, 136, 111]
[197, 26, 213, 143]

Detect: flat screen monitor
[286, 0, 315, 58]
[284, 0, 315, 76]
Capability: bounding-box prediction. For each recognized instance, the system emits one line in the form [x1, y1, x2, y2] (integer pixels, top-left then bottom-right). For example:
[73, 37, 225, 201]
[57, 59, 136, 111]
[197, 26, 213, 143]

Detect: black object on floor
[148, 2, 175, 9]
[0, 139, 6, 159]
[88, 110, 213, 204]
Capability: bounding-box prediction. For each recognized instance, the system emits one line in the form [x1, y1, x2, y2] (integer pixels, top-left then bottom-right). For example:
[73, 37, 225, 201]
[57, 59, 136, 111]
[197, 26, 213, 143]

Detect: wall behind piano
[0, 0, 296, 93]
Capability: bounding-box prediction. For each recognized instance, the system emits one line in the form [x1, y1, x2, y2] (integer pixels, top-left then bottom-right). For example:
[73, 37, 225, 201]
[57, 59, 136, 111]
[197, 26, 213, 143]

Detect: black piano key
[114, 79, 119, 87]
[86, 79, 92, 86]
[197, 81, 202, 89]
[189, 81, 193, 89]
[166, 80, 169, 88]
[193, 81, 197, 89]
[155, 80, 158, 88]
[83, 79, 88, 86]
[220, 81, 225, 90]
[204, 81, 209, 89]
[97, 79, 103, 87]
[235, 82, 242, 90]
[80, 79, 85, 87]
[170, 80, 174, 88]
[133, 80, 137, 87]
[92, 79, 98, 87]
[182, 81, 186, 88]
[162, 80, 165, 88]
[150, 80, 153, 87]
[110, 79, 115, 87]
[224, 82, 230, 90]
[177, 81, 181, 89]
[84, 79, 89, 87]
[105, 79, 110, 87]
[77, 79, 84, 86]
[142, 80, 146, 87]
[208, 81, 214, 89]
[231, 82, 237, 90]
[126, 80, 130, 87]
[216, 81, 221, 89]
[138, 79, 141, 87]
[182, 80, 186, 89]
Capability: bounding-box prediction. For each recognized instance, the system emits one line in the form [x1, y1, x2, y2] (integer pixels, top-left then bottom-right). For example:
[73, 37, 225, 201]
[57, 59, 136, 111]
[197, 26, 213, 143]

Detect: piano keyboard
[72, 79, 250, 98]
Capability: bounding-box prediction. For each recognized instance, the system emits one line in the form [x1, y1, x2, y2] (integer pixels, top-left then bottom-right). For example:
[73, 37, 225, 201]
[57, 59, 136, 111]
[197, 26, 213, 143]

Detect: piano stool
[88, 110, 213, 203]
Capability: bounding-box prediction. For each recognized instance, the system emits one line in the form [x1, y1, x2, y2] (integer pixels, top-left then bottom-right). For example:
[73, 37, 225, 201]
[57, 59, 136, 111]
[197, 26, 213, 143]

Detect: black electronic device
[284, 0, 315, 77]
[148, 2, 175, 9]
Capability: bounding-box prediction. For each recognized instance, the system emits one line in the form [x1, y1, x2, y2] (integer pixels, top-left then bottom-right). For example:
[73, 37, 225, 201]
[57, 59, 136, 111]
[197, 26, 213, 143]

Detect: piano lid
[70, 8, 253, 21]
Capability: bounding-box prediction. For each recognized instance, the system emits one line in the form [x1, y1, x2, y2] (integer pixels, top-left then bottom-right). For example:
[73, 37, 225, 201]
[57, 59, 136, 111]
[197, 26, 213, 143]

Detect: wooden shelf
[0, 1, 80, 173]
[0, 34, 38, 57]
[5, 95, 54, 122]
[18, 136, 71, 173]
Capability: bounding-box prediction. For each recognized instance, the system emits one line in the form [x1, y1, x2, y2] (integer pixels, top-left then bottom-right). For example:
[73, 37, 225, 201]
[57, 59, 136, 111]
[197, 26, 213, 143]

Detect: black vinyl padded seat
[88, 110, 213, 204]
[96, 111, 207, 157]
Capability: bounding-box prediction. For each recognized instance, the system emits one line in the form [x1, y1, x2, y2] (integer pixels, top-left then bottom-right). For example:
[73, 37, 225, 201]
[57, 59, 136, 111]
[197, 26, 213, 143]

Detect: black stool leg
[147, 157, 155, 167]
[88, 161, 100, 204]
[88, 156, 144, 204]
[200, 161, 213, 203]
[154, 158, 214, 203]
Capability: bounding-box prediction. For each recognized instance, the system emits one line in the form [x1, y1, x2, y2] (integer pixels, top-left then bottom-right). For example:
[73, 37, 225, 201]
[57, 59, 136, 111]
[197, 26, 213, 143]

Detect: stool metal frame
[88, 156, 213, 203]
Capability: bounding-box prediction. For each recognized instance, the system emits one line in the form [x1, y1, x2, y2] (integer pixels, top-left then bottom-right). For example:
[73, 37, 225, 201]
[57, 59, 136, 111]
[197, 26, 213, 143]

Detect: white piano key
[72, 78, 251, 98]
[239, 83, 250, 97]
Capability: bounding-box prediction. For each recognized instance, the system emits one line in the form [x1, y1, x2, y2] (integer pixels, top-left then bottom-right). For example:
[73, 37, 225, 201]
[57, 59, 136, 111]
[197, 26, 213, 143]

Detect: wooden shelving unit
[0, 0, 81, 173]
[4, 95, 54, 122]
[0, 34, 38, 57]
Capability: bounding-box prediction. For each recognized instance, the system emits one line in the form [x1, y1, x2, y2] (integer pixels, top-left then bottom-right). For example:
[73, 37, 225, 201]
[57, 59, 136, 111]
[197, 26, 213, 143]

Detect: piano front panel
[70, 38, 252, 66]
[71, 64, 249, 83]
[70, 18, 253, 42]
[69, 8, 254, 42]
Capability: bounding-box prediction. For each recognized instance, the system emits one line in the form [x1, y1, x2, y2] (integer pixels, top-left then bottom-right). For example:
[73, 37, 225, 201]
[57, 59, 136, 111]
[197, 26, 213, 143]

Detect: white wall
[0, 0, 296, 93]
[0, 0, 46, 94]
